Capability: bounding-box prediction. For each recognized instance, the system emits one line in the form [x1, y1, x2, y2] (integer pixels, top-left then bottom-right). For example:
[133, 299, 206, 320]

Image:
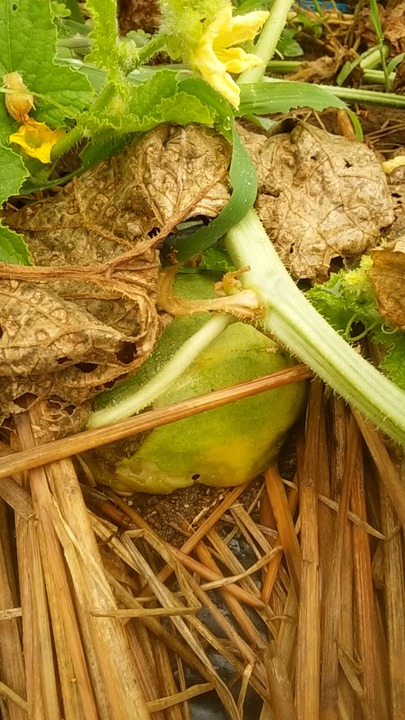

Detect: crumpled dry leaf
[1, 124, 231, 427]
[369, 247, 405, 328]
[118, 0, 162, 34]
[385, 150, 405, 223]
[240, 122, 395, 280]
[358, 3, 405, 54]
[289, 48, 349, 84]
[393, 55, 405, 94]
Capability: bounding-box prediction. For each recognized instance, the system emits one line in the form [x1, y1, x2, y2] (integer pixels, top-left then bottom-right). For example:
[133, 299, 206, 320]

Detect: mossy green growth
[113, 306, 307, 494]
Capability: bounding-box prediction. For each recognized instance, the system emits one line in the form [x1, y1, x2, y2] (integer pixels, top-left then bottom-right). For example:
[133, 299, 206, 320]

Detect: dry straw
[0, 365, 404, 718]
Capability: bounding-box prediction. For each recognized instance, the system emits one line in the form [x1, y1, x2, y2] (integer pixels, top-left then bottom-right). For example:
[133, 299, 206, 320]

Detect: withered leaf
[358, 3, 405, 54]
[369, 248, 405, 328]
[241, 123, 395, 280]
[0, 124, 231, 426]
[289, 48, 349, 84]
[0, 279, 141, 377]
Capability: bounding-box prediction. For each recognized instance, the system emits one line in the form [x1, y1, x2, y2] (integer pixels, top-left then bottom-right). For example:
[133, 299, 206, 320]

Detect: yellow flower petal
[215, 47, 263, 74]
[192, 43, 241, 107]
[215, 10, 270, 48]
[190, 2, 269, 108]
[9, 119, 65, 163]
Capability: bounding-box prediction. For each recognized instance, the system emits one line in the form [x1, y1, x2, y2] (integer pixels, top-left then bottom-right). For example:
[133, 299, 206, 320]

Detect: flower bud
[4, 71, 34, 123]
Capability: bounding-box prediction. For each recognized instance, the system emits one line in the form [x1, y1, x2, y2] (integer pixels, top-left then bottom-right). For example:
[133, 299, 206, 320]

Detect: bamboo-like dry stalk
[320, 414, 358, 720]
[0, 500, 26, 720]
[379, 468, 405, 718]
[16, 404, 151, 720]
[265, 465, 302, 596]
[350, 443, 389, 720]
[295, 380, 322, 720]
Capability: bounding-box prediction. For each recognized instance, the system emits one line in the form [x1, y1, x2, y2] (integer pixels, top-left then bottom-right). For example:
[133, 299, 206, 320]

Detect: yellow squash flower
[9, 119, 65, 163]
[190, 5, 269, 108]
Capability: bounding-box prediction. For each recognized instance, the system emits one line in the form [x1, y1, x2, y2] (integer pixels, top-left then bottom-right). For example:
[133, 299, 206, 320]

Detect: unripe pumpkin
[114, 316, 307, 494]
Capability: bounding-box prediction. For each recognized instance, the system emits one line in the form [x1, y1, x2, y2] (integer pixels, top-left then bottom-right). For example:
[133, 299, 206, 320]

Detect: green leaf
[128, 69, 180, 120]
[306, 262, 405, 392]
[0, 142, 28, 203]
[378, 331, 405, 391]
[198, 245, 234, 272]
[153, 91, 216, 127]
[81, 71, 217, 136]
[0, 224, 30, 265]
[0, 0, 92, 126]
[277, 29, 303, 58]
[84, 0, 120, 77]
[306, 265, 382, 341]
[238, 80, 363, 139]
[0, 139, 30, 265]
[239, 80, 350, 115]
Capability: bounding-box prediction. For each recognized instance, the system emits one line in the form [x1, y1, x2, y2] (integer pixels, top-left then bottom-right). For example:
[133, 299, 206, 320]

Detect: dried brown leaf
[0, 125, 231, 427]
[289, 49, 348, 84]
[241, 122, 394, 280]
[358, 3, 405, 54]
[369, 248, 405, 328]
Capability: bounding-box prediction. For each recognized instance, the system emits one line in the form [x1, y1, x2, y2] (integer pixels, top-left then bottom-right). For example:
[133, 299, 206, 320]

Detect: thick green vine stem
[224, 209, 405, 445]
[238, 0, 295, 85]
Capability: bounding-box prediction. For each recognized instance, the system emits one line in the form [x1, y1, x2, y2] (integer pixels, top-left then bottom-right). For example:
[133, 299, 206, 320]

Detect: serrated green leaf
[378, 331, 405, 391]
[84, 0, 120, 76]
[306, 268, 381, 340]
[198, 245, 235, 272]
[0, 224, 30, 265]
[128, 69, 179, 117]
[306, 264, 405, 392]
[81, 71, 217, 136]
[0, 0, 92, 126]
[155, 92, 216, 127]
[0, 142, 28, 202]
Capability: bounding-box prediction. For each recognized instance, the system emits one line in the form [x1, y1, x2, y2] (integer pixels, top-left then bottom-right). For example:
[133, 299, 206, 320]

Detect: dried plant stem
[47, 461, 151, 720]
[265, 465, 301, 595]
[351, 447, 389, 720]
[146, 683, 214, 713]
[114, 533, 241, 719]
[16, 511, 60, 720]
[261, 478, 298, 605]
[15, 414, 101, 720]
[262, 643, 297, 720]
[354, 411, 405, 530]
[0, 366, 311, 482]
[0, 501, 26, 720]
[296, 382, 322, 720]
[320, 414, 358, 720]
[18, 403, 151, 720]
[329, 401, 357, 717]
[379, 476, 405, 718]
[195, 541, 266, 648]
[338, 522, 356, 718]
[107, 491, 265, 609]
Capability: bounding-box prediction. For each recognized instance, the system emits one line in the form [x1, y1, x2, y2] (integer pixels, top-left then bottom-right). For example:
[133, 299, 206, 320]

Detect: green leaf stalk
[224, 210, 405, 445]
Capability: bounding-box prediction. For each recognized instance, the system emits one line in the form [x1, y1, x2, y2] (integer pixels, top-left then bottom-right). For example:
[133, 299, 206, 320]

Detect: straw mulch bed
[0, 367, 404, 720]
